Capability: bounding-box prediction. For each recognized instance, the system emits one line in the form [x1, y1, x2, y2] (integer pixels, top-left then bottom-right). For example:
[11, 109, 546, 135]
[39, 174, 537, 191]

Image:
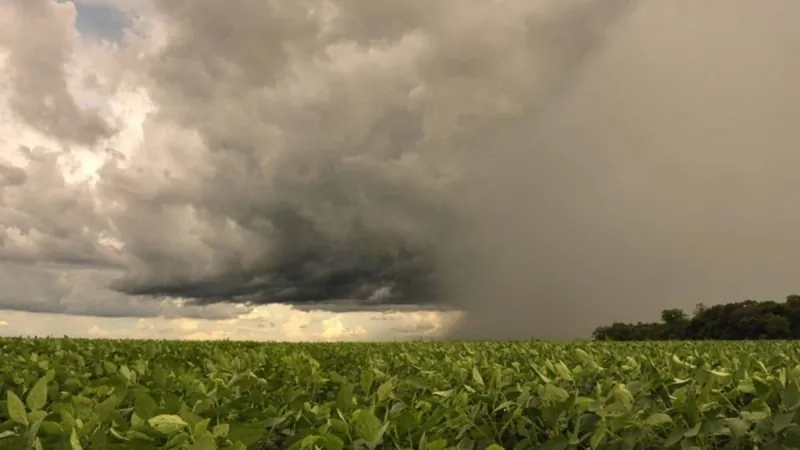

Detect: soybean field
[2, 338, 800, 449]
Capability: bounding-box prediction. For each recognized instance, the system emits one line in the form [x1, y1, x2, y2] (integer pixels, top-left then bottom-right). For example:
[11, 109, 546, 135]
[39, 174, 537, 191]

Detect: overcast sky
[1, 0, 799, 341]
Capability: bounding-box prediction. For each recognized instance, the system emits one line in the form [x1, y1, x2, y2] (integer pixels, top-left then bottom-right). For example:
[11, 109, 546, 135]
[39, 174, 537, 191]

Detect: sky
[1, 0, 800, 341]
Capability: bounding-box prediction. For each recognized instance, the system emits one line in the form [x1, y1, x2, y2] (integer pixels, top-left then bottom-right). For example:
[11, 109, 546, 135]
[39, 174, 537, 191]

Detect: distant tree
[593, 296, 800, 341]
[693, 303, 708, 316]
[661, 309, 687, 324]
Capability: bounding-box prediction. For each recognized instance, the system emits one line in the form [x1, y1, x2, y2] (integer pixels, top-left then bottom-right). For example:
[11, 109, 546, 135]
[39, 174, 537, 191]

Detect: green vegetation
[593, 295, 800, 341]
[3, 338, 800, 449]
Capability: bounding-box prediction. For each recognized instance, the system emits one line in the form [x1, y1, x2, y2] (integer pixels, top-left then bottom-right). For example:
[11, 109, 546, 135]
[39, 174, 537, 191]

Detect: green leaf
[784, 425, 800, 447]
[376, 381, 393, 402]
[354, 409, 383, 443]
[228, 423, 264, 446]
[69, 428, 83, 450]
[726, 418, 749, 438]
[574, 348, 595, 366]
[40, 421, 63, 436]
[193, 418, 211, 437]
[645, 413, 673, 427]
[103, 361, 117, 375]
[152, 365, 168, 388]
[147, 414, 188, 436]
[433, 389, 454, 398]
[166, 432, 191, 448]
[427, 439, 447, 450]
[119, 365, 133, 382]
[684, 422, 701, 438]
[782, 382, 800, 410]
[211, 423, 229, 438]
[336, 384, 354, 412]
[26, 415, 45, 450]
[134, 391, 157, 419]
[664, 428, 684, 447]
[25, 376, 48, 412]
[360, 371, 374, 394]
[773, 412, 794, 432]
[7, 390, 29, 426]
[96, 395, 118, 421]
[590, 422, 606, 448]
[323, 435, 344, 450]
[0, 431, 17, 440]
[554, 362, 573, 381]
[190, 435, 217, 450]
[472, 367, 485, 387]
[540, 436, 569, 450]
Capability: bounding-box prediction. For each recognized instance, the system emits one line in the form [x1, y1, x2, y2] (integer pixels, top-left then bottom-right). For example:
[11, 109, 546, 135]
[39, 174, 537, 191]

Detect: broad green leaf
[0, 431, 16, 439]
[69, 428, 83, 450]
[147, 414, 188, 436]
[193, 418, 211, 437]
[472, 367, 485, 387]
[119, 365, 134, 382]
[360, 371, 374, 394]
[134, 391, 157, 419]
[774, 412, 795, 432]
[228, 423, 264, 446]
[166, 432, 190, 448]
[427, 439, 447, 450]
[644, 413, 673, 427]
[590, 422, 606, 448]
[354, 409, 383, 443]
[377, 380, 393, 402]
[785, 426, 800, 447]
[25, 376, 48, 412]
[7, 390, 28, 426]
[103, 361, 117, 375]
[211, 423, 229, 438]
[336, 384, 355, 412]
[726, 418, 749, 437]
[190, 435, 217, 450]
[40, 421, 63, 435]
[782, 382, 800, 410]
[323, 434, 344, 450]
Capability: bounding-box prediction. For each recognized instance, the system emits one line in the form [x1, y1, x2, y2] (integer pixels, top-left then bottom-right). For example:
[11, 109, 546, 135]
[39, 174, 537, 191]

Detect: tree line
[592, 295, 800, 340]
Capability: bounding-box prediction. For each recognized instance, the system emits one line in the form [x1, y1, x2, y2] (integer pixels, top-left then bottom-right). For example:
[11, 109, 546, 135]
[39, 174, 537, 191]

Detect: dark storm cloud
[91, 0, 634, 316]
[0, 262, 242, 319]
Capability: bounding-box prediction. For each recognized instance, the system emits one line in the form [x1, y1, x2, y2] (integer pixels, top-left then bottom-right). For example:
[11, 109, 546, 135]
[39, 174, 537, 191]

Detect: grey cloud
[0, 163, 26, 187]
[0, 147, 119, 266]
[90, 0, 633, 316]
[0, 261, 243, 319]
[2, 0, 114, 146]
[292, 301, 450, 314]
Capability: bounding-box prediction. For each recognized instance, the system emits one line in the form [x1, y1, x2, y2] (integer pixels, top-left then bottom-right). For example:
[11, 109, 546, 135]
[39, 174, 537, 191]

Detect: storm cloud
[94, 0, 636, 312]
[2, 0, 800, 338]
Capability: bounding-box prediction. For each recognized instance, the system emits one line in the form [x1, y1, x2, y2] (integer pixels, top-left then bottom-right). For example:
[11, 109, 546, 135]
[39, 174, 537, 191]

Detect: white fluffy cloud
[0, 306, 457, 341]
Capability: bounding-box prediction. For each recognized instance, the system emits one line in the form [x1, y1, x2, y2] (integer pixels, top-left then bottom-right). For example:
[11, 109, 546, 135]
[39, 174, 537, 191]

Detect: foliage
[3, 338, 800, 448]
[593, 295, 800, 341]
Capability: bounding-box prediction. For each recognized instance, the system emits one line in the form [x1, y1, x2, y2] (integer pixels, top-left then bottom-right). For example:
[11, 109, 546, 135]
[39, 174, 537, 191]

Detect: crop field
[1, 339, 800, 449]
